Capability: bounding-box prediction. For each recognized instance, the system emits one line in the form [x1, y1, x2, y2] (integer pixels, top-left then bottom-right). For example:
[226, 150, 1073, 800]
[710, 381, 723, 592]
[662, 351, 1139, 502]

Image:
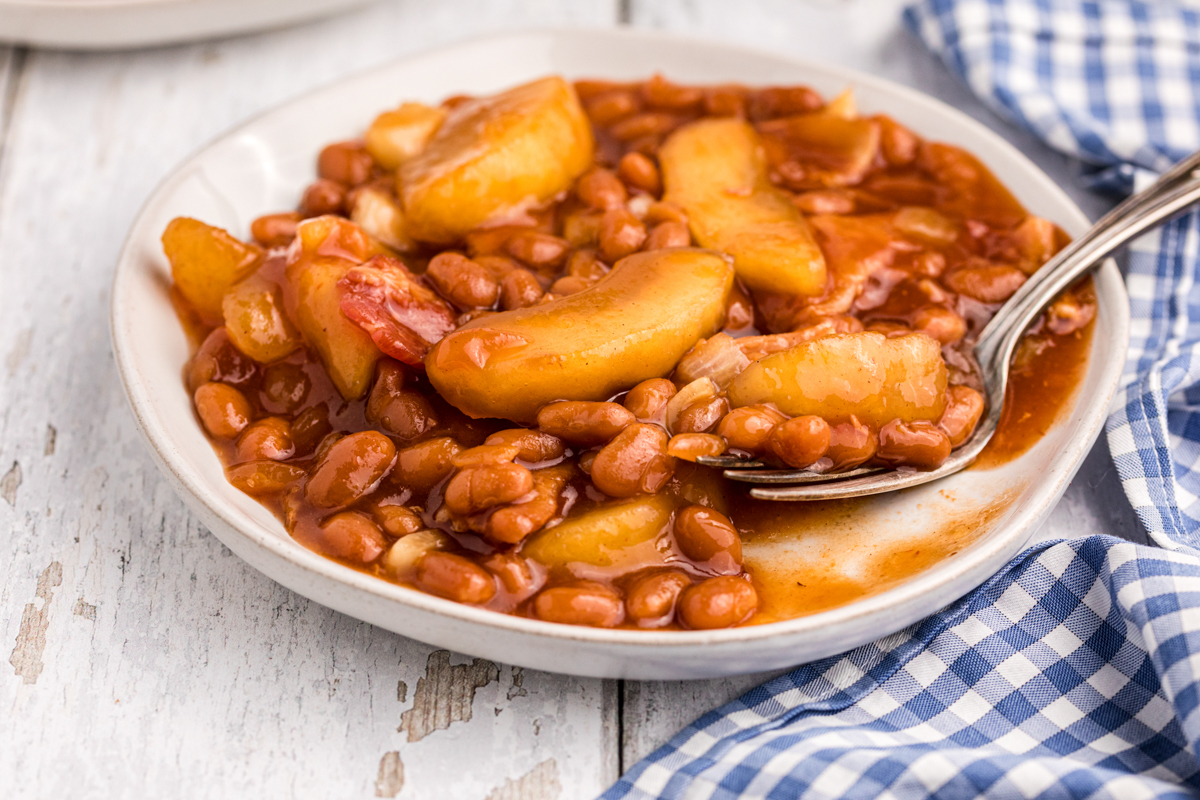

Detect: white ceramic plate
[0, 0, 373, 49]
[111, 29, 1129, 679]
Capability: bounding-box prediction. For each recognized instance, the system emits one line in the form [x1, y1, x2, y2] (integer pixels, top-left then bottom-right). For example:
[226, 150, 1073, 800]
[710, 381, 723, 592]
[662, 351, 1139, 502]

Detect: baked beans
[171, 73, 1095, 633]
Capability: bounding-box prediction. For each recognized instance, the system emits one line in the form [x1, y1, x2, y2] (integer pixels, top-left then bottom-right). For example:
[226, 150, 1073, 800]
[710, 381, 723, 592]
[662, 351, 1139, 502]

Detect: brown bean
[533, 582, 624, 627]
[702, 85, 747, 117]
[443, 463, 535, 515]
[415, 551, 497, 604]
[484, 429, 565, 463]
[194, 382, 251, 439]
[577, 167, 628, 210]
[473, 254, 521, 279]
[235, 417, 294, 463]
[425, 252, 500, 309]
[537, 401, 635, 446]
[674, 397, 730, 435]
[911, 306, 967, 344]
[747, 86, 822, 121]
[877, 419, 952, 468]
[939, 386, 985, 447]
[562, 209, 603, 247]
[678, 576, 758, 629]
[550, 276, 591, 296]
[371, 501, 424, 537]
[674, 505, 742, 574]
[618, 152, 662, 195]
[452, 443, 520, 468]
[585, 90, 640, 126]
[309, 511, 386, 563]
[392, 437, 463, 494]
[826, 417, 878, 470]
[943, 263, 1027, 303]
[641, 74, 703, 112]
[644, 200, 688, 225]
[624, 378, 677, 423]
[717, 405, 786, 454]
[290, 402, 332, 456]
[299, 179, 346, 217]
[187, 328, 255, 391]
[626, 570, 691, 625]
[879, 116, 920, 166]
[644, 221, 690, 250]
[225, 461, 307, 495]
[591, 423, 676, 497]
[482, 552, 543, 599]
[366, 362, 438, 442]
[610, 112, 682, 142]
[317, 141, 374, 186]
[250, 212, 302, 248]
[259, 362, 310, 415]
[599, 208, 647, 262]
[506, 231, 569, 270]
[305, 431, 397, 508]
[566, 249, 608, 281]
[770, 416, 831, 468]
[667, 433, 726, 462]
[499, 268, 544, 310]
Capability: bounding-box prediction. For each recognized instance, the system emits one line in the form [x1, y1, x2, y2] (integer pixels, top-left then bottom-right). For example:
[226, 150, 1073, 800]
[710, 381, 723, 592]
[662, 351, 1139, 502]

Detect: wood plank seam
[0, 47, 29, 216]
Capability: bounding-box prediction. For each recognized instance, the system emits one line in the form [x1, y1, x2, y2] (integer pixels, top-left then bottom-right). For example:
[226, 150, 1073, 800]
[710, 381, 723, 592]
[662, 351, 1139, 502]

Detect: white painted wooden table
[0, 1, 1146, 797]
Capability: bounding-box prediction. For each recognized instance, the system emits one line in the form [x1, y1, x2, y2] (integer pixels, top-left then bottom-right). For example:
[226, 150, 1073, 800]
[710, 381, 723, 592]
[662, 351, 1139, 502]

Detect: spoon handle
[975, 150, 1200, 376]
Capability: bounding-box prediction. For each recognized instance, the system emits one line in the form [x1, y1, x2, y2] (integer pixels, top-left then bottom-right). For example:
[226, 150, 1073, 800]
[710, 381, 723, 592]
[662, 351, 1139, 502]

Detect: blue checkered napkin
[602, 538, 1200, 799]
[905, 0, 1200, 549]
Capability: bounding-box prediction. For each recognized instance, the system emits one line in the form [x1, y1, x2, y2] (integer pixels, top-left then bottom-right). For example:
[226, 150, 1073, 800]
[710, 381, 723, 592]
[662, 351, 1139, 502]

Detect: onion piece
[675, 333, 751, 388]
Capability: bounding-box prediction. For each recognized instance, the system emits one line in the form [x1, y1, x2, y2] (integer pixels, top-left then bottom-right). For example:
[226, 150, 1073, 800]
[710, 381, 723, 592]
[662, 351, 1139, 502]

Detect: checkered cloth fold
[600, 2, 1200, 798]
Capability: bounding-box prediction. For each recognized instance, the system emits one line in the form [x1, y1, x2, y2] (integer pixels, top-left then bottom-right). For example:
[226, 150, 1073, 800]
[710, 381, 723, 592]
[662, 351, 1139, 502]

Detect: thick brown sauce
[975, 297, 1096, 469]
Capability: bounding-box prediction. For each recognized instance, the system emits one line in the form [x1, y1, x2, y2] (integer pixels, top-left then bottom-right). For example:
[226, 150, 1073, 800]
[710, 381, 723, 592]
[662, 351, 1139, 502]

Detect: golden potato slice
[400, 77, 595, 244]
[163, 217, 262, 324]
[426, 248, 734, 424]
[521, 494, 677, 570]
[727, 332, 948, 427]
[221, 273, 301, 363]
[660, 117, 826, 296]
[365, 102, 446, 170]
[349, 185, 417, 253]
[294, 262, 380, 400]
[285, 216, 383, 400]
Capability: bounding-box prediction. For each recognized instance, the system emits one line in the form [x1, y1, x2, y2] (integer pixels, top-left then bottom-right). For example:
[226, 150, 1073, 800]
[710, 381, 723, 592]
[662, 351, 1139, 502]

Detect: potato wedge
[426, 248, 734, 424]
[400, 77, 595, 244]
[727, 332, 948, 427]
[349, 185, 417, 253]
[285, 216, 382, 400]
[660, 117, 826, 296]
[521, 494, 677, 570]
[222, 273, 301, 363]
[163, 217, 262, 324]
[365, 102, 446, 170]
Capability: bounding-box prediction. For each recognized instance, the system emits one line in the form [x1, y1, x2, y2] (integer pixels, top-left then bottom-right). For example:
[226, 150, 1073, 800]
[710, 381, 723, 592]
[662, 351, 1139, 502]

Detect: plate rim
[110, 26, 1131, 652]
